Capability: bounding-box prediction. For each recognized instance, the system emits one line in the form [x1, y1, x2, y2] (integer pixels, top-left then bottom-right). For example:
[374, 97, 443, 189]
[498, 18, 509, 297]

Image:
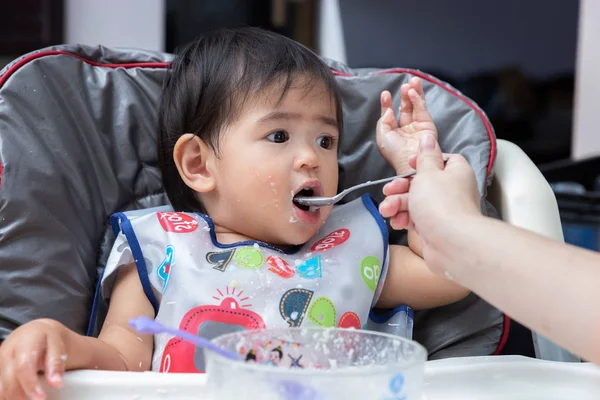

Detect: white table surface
[44, 355, 600, 399]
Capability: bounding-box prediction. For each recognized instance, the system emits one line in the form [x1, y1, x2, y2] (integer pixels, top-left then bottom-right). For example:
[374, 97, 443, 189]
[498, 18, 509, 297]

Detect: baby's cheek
[262, 176, 285, 209]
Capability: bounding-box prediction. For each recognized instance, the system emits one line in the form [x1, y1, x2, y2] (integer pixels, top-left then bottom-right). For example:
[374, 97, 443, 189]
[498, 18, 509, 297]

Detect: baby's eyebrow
[258, 111, 338, 129]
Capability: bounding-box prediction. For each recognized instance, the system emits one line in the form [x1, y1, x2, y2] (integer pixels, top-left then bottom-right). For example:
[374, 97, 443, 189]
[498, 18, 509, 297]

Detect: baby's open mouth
[293, 188, 314, 212]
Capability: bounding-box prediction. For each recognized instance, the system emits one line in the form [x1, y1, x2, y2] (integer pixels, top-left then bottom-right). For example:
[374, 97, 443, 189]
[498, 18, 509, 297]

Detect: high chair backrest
[0, 45, 503, 358]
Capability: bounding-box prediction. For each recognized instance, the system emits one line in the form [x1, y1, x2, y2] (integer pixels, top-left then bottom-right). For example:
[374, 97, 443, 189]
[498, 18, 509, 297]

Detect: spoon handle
[129, 316, 240, 361]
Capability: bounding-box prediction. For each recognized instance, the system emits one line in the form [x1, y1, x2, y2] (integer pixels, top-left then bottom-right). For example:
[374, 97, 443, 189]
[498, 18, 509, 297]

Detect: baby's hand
[0, 319, 68, 400]
[376, 77, 438, 174]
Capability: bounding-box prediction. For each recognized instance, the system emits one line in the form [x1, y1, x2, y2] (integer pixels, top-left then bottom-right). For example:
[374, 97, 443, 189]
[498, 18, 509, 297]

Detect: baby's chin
[268, 227, 321, 249]
[250, 211, 330, 248]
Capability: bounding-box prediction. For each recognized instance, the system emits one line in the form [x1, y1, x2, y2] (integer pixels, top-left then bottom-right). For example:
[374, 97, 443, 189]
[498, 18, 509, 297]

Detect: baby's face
[209, 82, 340, 246]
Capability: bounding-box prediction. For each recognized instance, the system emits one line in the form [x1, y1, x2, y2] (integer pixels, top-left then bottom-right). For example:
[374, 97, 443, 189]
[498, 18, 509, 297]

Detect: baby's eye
[266, 130, 289, 143]
[317, 135, 336, 150]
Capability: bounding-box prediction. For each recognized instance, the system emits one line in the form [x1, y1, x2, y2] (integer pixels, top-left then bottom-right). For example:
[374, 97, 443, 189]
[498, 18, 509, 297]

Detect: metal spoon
[294, 158, 448, 208]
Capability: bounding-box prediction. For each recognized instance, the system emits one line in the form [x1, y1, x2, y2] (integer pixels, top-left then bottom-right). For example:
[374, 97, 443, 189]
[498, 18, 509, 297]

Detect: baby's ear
[173, 134, 216, 193]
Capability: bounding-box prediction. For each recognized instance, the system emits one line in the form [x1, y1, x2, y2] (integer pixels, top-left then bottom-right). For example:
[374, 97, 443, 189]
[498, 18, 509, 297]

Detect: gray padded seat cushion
[0, 45, 503, 358]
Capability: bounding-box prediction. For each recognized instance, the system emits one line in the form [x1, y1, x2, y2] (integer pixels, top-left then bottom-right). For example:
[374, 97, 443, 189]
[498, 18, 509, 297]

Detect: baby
[0, 27, 468, 399]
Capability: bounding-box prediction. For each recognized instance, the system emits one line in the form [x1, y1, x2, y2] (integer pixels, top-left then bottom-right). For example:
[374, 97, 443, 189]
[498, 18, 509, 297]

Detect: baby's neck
[213, 229, 254, 245]
[212, 223, 297, 251]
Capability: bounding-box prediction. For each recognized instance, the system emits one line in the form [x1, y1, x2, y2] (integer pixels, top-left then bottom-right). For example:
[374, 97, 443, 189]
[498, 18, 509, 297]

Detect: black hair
[157, 27, 343, 213]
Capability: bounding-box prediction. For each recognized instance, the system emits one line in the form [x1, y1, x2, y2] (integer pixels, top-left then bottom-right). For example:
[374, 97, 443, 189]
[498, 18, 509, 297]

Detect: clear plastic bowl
[205, 327, 426, 399]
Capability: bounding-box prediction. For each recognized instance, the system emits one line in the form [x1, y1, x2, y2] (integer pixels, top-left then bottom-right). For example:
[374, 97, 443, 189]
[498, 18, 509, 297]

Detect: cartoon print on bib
[266, 256, 295, 278]
[160, 286, 265, 373]
[296, 255, 322, 279]
[157, 245, 174, 292]
[311, 228, 350, 252]
[205, 246, 263, 272]
[360, 255, 381, 292]
[206, 249, 235, 272]
[103, 196, 393, 375]
[307, 296, 336, 327]
[338, 311, 361, 329]
[157, 212, 199, 233]
[233, 246, 264, 269]
[279, 288, 314, 327]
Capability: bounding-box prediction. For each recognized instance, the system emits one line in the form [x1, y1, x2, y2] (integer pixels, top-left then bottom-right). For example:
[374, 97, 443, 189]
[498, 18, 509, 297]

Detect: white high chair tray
[424, 356, 600, 399]
[45, 356, 600, 399]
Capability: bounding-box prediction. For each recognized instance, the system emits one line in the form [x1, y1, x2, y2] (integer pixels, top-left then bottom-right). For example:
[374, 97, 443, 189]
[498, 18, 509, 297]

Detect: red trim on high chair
[332, 68, 507, 355]
[0, 50, 169, 88]
[493, 315, 511, 355]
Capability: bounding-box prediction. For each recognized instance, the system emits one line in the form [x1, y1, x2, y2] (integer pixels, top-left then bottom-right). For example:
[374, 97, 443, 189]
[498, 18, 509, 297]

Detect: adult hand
[379, 134, 481, 272]
[382, 135, 600, 367]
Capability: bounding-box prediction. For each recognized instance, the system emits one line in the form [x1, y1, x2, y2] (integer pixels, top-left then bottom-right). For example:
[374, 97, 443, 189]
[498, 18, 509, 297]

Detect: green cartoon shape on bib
[360, 256, 381, 292]
[234, 246, 265, 269]
[307, 296, 336, 327]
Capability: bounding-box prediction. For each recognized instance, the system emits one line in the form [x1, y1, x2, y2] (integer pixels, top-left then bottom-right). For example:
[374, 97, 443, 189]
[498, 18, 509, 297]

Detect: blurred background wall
[0, 0, 595, 164]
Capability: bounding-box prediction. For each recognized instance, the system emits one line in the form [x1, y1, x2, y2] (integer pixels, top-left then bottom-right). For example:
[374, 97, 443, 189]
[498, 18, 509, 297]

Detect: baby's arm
[75, 263, 155, 371]
[374, 78, 468, 309]
[376, 236, 470, 310]
[0, 263, 154, 400]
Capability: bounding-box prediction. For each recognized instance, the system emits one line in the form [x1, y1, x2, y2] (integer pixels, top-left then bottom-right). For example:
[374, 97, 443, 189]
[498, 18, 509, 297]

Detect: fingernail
[49, 373, 62, 385]
[420, 134, 436, 151]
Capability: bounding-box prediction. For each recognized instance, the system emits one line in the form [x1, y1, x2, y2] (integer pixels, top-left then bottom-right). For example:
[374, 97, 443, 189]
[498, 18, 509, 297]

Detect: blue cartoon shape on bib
[157, 245, 174, 292]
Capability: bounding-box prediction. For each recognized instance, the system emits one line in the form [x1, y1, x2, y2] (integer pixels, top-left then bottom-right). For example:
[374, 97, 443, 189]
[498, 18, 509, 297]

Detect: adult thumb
[416, 134, 444, 172]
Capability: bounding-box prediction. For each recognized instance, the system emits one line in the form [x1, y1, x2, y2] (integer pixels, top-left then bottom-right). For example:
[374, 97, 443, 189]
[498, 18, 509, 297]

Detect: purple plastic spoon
[128, 316, 241, 361]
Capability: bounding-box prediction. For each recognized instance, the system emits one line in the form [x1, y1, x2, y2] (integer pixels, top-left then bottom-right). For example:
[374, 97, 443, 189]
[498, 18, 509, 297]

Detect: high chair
[0, 44, 575, 363]
[488, 139, 580, 362]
